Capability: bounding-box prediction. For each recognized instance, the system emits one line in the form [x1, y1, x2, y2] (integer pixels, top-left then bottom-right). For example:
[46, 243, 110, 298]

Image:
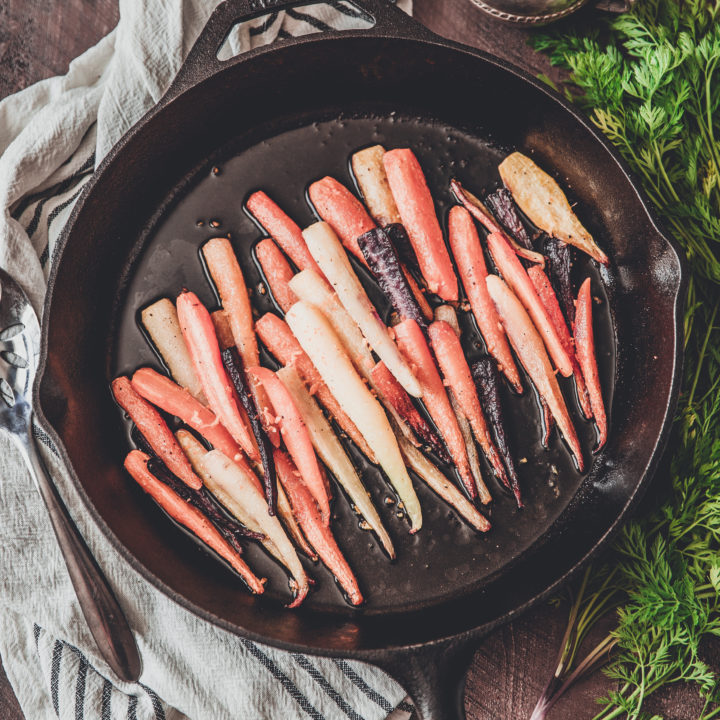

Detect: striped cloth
[0, 1, 416, 718]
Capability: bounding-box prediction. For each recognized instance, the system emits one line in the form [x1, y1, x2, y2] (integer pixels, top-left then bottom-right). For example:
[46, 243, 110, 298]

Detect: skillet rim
[34, 27, 687, 657]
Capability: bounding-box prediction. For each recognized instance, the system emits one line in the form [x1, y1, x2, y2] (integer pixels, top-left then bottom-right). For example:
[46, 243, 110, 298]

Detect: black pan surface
[37, 2, 683, 714]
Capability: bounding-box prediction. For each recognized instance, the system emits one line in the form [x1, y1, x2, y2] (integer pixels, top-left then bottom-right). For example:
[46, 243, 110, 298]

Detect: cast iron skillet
[37, 0, 685, 716]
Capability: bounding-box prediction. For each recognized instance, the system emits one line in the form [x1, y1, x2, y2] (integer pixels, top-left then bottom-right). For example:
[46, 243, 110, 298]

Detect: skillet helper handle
[22, 425, 142, 683]
[372, 638, 477, 720]
[165, 0, 435, 101]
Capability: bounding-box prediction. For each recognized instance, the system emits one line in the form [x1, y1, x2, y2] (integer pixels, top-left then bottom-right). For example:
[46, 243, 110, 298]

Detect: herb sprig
[531, 1, 720, 717]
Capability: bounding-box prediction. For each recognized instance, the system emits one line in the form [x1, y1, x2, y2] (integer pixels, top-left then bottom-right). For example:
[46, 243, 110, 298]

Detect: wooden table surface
[0, 1, 699, 718]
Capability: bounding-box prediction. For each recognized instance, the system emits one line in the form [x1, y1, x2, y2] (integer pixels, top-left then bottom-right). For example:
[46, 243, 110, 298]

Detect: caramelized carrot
[428, 321, 508, 486]
[124, 450, 264, 593]
[486, 276, 584, 471]
[394, 319, 477, 499]
[575, 278, 608, 451]
[540, 396, 555, 449]
[275, 450, 363, 605]
[255, 313, 376, 462]
[112, 376, 202, 490]
[448, 205, 522, 393]
[246, 190, 323, 276]
[255, 238, 298, 313]
[176, 290, 259, 461]
[486, 232, 573, 378]
[211, 309, 235, 351]
[308, 176, 375, 262]
[249, 366, 331, 524]
[383, 149, 458, 301]
[130, 368, 251, 473]
[528, 265, 593, 419]
[370, 361, 450, 463]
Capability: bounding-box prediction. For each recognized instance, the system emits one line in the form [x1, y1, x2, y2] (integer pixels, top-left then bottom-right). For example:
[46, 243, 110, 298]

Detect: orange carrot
[248, 366, 331, 524]
[130, 367, 252, 474]
[575, 278, 607, 452]
[487, 275, 584, 471]
[486, 232, 573, 378]
[383, 149, 458, 301]
[370, 360, 449, 462]
[255, 238, 298, 314]
[394, 319, 477, 499]
[528, 265, 593, 420]
[246, 190, 323, 276]
[112, 376, 202, 490]
[308, 176, 375, 262]
[176, 290, 259, 461]
[211, 310, 235, 351]
[403, 269, 433, 322]
[274, 450, 362, 605]
[124, 450, 264, 593]
[448, 205, 522, 393]
[428, 321, 508, 485]
[255, 312, 376, 462]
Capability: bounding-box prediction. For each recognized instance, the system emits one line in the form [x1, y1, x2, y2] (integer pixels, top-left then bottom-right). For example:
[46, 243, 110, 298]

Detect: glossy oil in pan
[37, 1, 684, 717]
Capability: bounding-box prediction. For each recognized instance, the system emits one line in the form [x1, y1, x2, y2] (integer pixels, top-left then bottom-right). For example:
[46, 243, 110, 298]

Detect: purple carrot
[471, 358, 522, 508]
[131, 426, 262, 546]
[384, 223, 422, 276]
[543, 236, 575, 326]
[221, 346, 277, 515]
[357, 227, 428, 330]
[485, 188, 535, 250]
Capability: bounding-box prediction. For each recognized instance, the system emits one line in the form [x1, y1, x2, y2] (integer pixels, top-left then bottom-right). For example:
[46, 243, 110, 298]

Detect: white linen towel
[0, 1, 416, 718]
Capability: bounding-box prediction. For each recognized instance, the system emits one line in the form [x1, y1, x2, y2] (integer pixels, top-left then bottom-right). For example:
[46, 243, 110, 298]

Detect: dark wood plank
[0, 2, 702, 720]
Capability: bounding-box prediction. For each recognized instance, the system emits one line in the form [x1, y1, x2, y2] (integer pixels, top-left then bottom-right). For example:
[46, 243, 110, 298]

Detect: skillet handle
[371, 637, 477, 720]
[165, 0, 436, 102]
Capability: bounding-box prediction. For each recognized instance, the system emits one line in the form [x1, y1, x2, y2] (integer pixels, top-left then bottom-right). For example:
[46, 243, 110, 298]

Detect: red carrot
[448, 205, 522, 393]
[255, 312, 376, 462]
[176, 290, 259, 461]
[486, 232, 573, 378]
[249, 366, 331, 524]
[575, 278, 607, 451]
[246, 190, 323, 276]
[308, 176, 375, 262]
[130, 367, 252, 474]
[394, 319, 477, 499]
[274, 450, 363, 605]
[255, 238, 298, 314]
[112, 376, 202, 490]
[528, 265, 593, 420]
[370, 360, 450, 463]
[124, 450, 264, 593]
[428, 321, 508, 485]
[383, 149, 458, 301]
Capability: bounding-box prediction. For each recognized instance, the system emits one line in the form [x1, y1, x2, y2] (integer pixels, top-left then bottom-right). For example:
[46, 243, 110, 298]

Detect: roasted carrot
[383, 149, 458, 301]
[255, 238, 298, 314]
[274, 449, 363, 605]
[543, 236, 576, 329]
[130, 367, 251, 472]
[308, 176, 375, 262]
[471, 358, 522, 507]
[370, 361, 449, 463]
[124, 450, 264, 593]
[351, 145, 402, 227]
[447, 205, 522, 393]
[451, 180, 545, 267]
[255, 312, 375, 462]
[358, 227, 428, 330]
[176, 290, 259, 461]
[222, 348, 277, 514]
[246, 190, 324, 276]
[249, 366, 331, 524]
[485, 188, 536, 251]
[527, 265, 593, 420]
[403, 269, 433, 322]
[394, 319, 477, 500]
[540, 396, 555, 449]
[141, 299, 205, 403]
[486, 232, 574, 378]
[428, 320, 509, 486]
[112, 376, 202, 490]
[575, 278, 608, 452]
[211, 309, 235, 351]
[486, 276, 585, 471]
